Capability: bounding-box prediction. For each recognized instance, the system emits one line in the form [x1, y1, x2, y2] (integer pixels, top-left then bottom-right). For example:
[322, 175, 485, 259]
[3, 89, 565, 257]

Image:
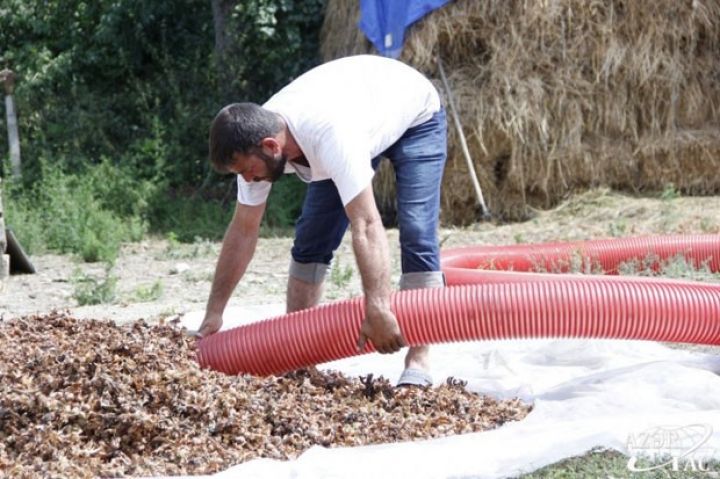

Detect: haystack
[321, 0, 720, 223]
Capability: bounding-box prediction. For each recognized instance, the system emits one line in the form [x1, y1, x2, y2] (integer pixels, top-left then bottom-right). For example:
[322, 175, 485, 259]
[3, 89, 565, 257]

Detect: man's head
[209, 102, 287, 182]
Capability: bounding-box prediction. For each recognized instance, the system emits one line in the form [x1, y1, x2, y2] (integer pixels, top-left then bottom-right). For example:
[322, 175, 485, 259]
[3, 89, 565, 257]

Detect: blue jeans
[291, 109, 447, 274]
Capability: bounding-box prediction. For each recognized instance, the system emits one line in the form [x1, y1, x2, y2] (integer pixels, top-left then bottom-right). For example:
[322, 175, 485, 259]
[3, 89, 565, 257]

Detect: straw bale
[321, 0, 720, 222]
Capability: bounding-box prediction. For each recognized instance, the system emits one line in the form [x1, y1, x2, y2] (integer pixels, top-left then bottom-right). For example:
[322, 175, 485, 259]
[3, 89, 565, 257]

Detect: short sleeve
[236, 176, 272, 205]
[316, 126, 374, 206]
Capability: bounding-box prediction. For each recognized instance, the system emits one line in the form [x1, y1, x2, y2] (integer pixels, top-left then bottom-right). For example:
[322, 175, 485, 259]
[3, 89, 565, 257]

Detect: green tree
[1, 0, 327, 246]
[1, 0, 216, 183]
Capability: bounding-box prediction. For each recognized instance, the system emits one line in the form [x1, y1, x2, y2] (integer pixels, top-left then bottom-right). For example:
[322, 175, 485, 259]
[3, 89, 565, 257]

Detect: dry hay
[0, 313, 530, 478]
[321, 0, 720, 223]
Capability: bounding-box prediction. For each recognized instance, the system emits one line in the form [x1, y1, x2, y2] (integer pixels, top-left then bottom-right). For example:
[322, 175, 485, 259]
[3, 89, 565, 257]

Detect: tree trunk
[5, 95, 21, 178]
[211, 0, 236, 102]
[1, 69, 21, 178]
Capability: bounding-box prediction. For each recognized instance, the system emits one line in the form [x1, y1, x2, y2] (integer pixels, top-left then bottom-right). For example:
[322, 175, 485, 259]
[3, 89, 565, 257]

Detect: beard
[256, 150, 287, 183]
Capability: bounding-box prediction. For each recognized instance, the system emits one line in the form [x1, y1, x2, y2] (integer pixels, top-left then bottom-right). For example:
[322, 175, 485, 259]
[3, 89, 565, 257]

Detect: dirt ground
[2, 188, 719, 328]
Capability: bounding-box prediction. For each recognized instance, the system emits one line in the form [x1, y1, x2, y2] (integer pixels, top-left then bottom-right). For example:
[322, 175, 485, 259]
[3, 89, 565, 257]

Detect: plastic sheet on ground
[166, 304, 720, 479]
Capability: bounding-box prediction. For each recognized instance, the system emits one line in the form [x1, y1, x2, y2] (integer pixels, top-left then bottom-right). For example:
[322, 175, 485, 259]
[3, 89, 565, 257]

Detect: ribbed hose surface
[197, 235, 720, 376]
[442, 234, 720, 276]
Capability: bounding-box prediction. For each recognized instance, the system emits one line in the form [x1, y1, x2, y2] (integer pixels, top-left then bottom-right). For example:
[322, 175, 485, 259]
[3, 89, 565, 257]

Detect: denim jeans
[291, 108, 447, 275]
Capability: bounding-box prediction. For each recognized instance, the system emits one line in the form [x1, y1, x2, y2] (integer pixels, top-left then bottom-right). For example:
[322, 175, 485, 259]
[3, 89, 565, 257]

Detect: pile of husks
[0, 312, 530, 478]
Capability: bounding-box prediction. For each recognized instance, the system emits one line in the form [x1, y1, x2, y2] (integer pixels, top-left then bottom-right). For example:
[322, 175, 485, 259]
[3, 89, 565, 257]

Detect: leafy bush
[1, 0, 328, 248]
[262, 175, 307, 231]
[3, 160, 153, 262]
[149, 174, 309, 242]
[148, 193, 234, 243]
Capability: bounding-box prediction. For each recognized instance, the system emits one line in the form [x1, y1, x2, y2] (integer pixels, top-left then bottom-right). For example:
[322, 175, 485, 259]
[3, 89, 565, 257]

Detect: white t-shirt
[236, 55, 441, 207]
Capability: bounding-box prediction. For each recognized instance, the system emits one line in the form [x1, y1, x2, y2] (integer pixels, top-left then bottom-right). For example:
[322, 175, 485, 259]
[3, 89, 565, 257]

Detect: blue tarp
[358, 0, 452, 58]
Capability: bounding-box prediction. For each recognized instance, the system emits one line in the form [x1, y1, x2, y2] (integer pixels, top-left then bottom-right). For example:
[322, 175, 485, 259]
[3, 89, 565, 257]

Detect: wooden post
[436, 56, 491, 220]
[1, 69, 21, 178]
[0, 177, 8, 286]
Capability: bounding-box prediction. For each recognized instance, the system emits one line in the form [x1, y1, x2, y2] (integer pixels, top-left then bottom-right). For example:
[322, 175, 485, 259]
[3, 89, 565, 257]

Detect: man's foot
[398, 344, 432, 387]
[397, 368, 433, 387]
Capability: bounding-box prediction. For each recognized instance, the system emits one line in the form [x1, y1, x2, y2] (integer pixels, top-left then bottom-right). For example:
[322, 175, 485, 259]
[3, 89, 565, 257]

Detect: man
[196, 55, 447, 386]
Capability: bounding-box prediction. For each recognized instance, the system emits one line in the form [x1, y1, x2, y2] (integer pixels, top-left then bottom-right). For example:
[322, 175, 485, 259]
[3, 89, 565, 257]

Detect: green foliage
[518, 448, 720, 478]
[262, 175, 307, 230]
[158, 233, 217, 260]
[224, 0, 327, 102]
[700, 216, 719, 233]
[162, 232, 183, 259]
[3, 160, 153, 262]
[149, 194, 234, 243]
[72, 267, 118, 305]
[129, 280, 164, 303]
[150, 174, 309, 243]
[330, 256, 354, 289]
[660, 182, 680, 201]
[0, 0, 216, 187]
[607, 218, 628, 237]
[618, 253, 719, 282]
[1, 0, 327, 247]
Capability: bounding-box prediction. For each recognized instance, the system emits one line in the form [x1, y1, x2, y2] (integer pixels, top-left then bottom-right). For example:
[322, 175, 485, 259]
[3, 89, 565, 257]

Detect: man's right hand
[192, 202, 265, 339]
[356, 306, 406, 354]
[192, 313, 223, 339]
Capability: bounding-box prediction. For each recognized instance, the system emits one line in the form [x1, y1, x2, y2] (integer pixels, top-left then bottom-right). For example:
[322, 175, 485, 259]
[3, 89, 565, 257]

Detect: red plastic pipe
[443, 234, 720, 282]
[197, 234, 720, 376]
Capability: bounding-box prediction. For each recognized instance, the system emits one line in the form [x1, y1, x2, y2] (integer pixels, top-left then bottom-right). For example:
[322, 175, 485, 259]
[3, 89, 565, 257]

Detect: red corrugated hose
[197, 234, 720, 376]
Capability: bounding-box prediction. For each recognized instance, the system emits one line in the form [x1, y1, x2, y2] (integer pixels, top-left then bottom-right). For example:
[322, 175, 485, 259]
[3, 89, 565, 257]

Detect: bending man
[196, 55, 447, 386]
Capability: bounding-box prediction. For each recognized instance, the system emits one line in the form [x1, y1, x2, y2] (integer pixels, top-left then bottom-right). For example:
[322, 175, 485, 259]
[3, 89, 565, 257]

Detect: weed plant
[330, 256, 354, 289]
[129, 280, 164, 303]
[4, 160, 151, 263]
[72, 267, 118, 306]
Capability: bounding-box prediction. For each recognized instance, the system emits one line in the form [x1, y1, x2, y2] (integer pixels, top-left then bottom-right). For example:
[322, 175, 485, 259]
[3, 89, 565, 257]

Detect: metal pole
[1, 69, 21, 179]
[436, 56, 490, 219]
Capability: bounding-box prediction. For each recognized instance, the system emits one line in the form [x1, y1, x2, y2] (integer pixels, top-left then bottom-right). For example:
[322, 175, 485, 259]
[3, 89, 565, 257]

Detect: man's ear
[259, 137, 281, 156]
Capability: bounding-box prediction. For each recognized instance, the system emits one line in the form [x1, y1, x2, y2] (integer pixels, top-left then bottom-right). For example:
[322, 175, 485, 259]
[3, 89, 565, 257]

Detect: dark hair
[208, 102, 282, 173]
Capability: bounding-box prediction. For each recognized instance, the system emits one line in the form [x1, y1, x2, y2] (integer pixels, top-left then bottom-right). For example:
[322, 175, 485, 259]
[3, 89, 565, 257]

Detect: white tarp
[167, 305, 720, 479]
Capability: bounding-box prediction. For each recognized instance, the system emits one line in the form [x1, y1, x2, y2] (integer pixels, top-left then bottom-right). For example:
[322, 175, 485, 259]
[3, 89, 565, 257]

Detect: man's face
[255, 149, 287, 183]
[231, 149, 287, 183]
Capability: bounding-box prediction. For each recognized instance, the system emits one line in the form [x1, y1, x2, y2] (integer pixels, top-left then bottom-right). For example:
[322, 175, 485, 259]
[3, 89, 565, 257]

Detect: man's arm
[196, 201, 265, 337]
[345, 185, 406, 354]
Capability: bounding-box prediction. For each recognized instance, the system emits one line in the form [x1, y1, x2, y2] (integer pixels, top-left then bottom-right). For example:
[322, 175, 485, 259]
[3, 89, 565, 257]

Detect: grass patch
[330, 256, 354, 289]
[128, 280, 164, 303]
[618, 254, 720, 282]
[700, 216, 719, 233]
[72, 267, 118, 306]
[156, 233, 218, 260]
[517, 448, 720, 478]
